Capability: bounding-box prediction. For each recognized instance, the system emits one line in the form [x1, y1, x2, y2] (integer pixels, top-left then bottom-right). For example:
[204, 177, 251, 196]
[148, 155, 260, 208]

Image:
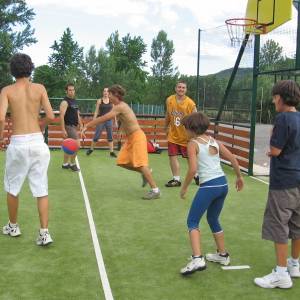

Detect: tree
[48, 27, 84, 84]
[0, 0, 36, 87]
[106, 31, 147, 80]
[33, 65, 64, 97]
[259, 39, 284, 70]
[150, 30, 178, 103]
[81, 45, 101, 98]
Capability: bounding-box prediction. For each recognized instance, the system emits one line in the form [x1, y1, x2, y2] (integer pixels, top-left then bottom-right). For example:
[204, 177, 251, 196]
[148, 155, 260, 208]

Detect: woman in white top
[179, 112, 244, 275]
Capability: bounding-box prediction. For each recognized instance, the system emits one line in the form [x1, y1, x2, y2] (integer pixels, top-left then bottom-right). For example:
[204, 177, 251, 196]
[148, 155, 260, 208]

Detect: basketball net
[225, 18, 266, 47]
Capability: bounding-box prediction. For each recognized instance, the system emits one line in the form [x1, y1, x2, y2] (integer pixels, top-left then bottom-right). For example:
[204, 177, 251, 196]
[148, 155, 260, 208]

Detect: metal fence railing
[49, 98, 165, 116]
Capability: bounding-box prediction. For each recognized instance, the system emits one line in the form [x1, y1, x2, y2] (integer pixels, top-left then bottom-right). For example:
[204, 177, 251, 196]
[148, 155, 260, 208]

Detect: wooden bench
[208, 123, 250, 170]
[3, 115, 250, 172]
[46, 116, 167, 149]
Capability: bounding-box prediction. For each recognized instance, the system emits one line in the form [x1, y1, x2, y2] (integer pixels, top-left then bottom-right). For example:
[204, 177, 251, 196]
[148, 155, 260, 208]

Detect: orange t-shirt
[166, 95, 196, 146]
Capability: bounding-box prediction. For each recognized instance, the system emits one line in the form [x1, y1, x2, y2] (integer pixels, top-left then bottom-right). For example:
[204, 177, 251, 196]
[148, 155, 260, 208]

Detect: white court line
[76, 157, 114, 300]
[249, 176, 269, 185]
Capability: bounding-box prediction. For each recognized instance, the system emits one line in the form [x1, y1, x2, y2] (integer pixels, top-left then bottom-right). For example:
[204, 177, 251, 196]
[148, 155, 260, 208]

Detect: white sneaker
[206, 252, 230, 266]
[254, 269, 293, 289]
[36, 230, 53, 246]
[142, 189, 161, 200]
[287, 258, 300, 278]
[3, 223, 21, 237]
[180, 256, 206, 275]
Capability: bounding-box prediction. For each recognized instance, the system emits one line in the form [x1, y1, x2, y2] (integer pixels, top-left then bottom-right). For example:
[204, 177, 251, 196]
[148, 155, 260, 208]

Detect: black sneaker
[86, 149, 93, 156]
[62, 164, 70, 169]
[70, 164, 80, 172]
[194, 176, 200, 186]
[165, 179, 181, 187]
[110, 152, 117, 158]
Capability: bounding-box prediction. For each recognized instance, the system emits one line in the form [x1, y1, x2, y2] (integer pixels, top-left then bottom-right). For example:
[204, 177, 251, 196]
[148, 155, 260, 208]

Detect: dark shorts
[168, 142, 187, 158]
[65, 125, 79, 140]
[262, 187, 300, 244]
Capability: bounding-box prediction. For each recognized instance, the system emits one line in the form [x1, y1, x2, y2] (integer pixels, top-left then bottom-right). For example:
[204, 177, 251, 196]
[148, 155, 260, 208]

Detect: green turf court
[0, 150, 299, 300]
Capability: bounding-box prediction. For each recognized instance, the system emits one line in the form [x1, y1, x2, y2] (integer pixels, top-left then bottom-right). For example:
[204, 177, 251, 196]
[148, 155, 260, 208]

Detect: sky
[23, 0, 297, 76]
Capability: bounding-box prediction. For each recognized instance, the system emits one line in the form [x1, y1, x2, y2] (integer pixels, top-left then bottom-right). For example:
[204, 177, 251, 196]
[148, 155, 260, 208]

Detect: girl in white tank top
[178, 112, 244, 276]
[192, 136, 225, 185]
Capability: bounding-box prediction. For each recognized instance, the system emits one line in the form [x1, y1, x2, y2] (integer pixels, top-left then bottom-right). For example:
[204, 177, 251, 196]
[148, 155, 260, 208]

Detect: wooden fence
[3, 115, 250, 172]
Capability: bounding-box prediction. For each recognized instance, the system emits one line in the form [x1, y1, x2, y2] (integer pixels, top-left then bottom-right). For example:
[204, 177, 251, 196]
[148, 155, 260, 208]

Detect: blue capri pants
[187, 176, 228, 233]
[93, 119, 113, 142]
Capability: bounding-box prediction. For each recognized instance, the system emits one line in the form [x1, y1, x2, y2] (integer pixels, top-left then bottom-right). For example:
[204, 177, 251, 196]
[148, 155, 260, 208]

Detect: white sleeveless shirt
[192, 137, 225, 184]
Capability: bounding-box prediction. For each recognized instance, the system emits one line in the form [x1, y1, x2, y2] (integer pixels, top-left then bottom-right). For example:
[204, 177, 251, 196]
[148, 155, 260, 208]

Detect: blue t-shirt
[269, 111, 300, 189]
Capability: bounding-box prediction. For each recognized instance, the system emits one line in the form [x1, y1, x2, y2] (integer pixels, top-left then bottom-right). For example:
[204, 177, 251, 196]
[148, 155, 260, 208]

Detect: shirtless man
[82, 84, 160, 200]
[0, 53, 55, 246]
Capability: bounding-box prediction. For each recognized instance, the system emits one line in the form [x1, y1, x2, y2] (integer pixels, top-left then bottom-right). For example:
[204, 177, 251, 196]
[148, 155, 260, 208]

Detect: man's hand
[81, 125, 87, 139]
[62, 129, 68, 139]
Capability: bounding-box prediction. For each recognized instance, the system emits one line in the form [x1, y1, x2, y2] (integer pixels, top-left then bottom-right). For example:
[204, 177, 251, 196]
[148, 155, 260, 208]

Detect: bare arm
[93, 99, 101, 119]
[59, 100, 68, 138]
[180, 141, 198, 199]
[218, 142, 244, 191]
[81, 108, 118, 138]
[40, 86, 54, 128]
[77, 110, 83, 129]
[0, 88, 9, 142]
[86, 109, 117, 129]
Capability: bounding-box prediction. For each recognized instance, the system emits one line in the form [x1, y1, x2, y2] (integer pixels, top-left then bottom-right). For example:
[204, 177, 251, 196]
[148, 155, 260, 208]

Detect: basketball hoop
[225, 18, 266, 47]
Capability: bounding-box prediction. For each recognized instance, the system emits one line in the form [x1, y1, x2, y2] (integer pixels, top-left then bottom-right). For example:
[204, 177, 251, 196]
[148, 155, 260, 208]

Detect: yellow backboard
[245, 0, 292, 34]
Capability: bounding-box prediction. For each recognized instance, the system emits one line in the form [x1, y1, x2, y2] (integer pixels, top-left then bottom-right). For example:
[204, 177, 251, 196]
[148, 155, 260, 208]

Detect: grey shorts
[262, 187, 300, 243]
[65, 125, 79, 140]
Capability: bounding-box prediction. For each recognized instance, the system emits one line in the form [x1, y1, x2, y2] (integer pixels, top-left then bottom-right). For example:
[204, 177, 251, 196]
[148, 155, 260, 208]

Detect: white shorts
[4, 133, 50, 197]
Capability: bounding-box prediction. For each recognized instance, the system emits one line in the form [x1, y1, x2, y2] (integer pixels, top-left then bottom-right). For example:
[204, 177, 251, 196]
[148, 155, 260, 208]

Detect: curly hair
[10, 53, 34, 79]
[108, 84, 126, 100]
[272, 80, 300, 107]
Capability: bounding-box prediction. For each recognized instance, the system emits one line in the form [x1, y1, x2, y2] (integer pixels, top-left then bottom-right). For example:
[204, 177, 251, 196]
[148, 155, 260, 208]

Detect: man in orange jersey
[165, 81, 198, 187]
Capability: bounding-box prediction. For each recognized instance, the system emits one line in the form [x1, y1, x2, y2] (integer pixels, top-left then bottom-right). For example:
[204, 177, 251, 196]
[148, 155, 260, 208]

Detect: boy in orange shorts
[82, 84, 160, 200]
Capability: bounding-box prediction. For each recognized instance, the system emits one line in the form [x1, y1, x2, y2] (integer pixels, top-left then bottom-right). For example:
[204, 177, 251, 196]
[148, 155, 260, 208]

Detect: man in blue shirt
[255, 80, 300, 289]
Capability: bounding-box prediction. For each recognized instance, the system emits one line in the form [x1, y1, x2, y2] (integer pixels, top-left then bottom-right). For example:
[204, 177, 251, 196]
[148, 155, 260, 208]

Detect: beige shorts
[262, 187, 300, 243]
[65, 125, 79, 140]
[4, 133, 50, 197]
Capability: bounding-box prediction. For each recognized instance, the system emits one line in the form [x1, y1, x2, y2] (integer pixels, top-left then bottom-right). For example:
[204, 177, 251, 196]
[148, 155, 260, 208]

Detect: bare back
[114, 102, 140, 135]
[1, 80, 51, 135]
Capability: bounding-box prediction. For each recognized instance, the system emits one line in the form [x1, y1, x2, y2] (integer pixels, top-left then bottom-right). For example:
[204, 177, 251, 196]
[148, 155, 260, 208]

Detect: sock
[192, 255, 203, 259]
[276, 266, 288, 274]
[291, 257, 299, 264]
[70, 163, 76, 166]
[40, 228, 48, 234]
[9, 222, 17, 227]
[63, 163, 69, 166]
[173, 176, 180, 181]
[152, 187, 159, 193]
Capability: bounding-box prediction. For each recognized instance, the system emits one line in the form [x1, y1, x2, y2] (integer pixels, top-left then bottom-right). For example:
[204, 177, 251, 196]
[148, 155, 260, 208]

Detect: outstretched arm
[81, 108, 118, 137]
